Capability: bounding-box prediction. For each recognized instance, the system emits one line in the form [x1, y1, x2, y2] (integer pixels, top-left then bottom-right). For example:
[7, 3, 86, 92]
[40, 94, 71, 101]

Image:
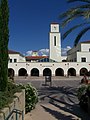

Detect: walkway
[15, 77, 90, 120]
[25, 102, 81, 120]
[25, 86, 90, 120]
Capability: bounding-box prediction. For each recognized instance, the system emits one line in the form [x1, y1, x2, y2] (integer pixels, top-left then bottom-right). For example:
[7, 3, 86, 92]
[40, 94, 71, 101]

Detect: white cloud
[26, 46, 71, 56]
[61, 46, 71, 56]
[26, 49, 49, 56]
[26, 50, 33, 56]
[38, 49, 49, 56]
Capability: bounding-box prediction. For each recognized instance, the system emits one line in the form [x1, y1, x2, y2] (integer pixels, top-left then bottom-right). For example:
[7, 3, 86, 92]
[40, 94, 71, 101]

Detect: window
[81, 57, 86, 62]
[54, 36, 56, 46]
[14, 59, 17, 63]
[10, 59, 12, 63]
[74, 58, 77, 62]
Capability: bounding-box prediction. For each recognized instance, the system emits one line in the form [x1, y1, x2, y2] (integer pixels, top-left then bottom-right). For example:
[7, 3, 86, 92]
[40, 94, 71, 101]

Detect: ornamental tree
[0, 0, 9, 91]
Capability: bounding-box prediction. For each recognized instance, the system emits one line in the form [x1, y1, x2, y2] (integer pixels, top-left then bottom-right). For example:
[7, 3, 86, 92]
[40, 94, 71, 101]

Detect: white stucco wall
[81, 43, 90, 51]
[51, 24, 59, 33]
[8, 61, 90, 77]
[9, 54, 26, 63]
[61, 56, 67, 61]
[49, 32, 61, 62]
[67, 42, 90, 62]
[67, 44, 80, 62]
[77, 52, 90, 62]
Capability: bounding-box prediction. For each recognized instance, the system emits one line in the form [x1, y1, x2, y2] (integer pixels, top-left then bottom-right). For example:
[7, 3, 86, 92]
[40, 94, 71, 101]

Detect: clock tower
[49, 23, 61, 62]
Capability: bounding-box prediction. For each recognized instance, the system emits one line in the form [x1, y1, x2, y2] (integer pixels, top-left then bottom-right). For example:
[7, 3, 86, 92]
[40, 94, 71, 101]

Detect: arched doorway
[43, 68, 52, 76]
[55, 68, 64, 76]
[68, 68, 76, 76]
[31, 68, 39, 76]
[18, 68, 27, 76]
[8, 68, 15, 77]
[80, 68, 88, 76]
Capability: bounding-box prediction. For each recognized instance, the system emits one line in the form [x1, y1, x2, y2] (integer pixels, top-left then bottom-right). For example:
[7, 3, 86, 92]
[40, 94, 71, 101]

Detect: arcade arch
[8, 68, 15, 77]
[68, 68, 76, 76]
[18, 68, 27, 76]
[80, 68, 88, 76]
[43, 68, 52, 76]
[55, 68, 64, 76]
[31, 68, 39, 76]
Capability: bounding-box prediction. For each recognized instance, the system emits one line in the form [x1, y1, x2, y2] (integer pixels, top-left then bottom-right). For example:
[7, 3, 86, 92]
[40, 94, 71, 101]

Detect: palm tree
[59, 0, 90, 46]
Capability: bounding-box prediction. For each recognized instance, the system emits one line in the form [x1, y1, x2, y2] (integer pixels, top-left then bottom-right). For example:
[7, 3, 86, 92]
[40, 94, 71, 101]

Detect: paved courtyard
[15, 76, 90, 120]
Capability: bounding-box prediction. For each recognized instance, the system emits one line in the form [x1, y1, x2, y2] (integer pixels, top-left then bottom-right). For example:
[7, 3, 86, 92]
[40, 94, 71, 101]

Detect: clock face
[54, 26, 56, 30]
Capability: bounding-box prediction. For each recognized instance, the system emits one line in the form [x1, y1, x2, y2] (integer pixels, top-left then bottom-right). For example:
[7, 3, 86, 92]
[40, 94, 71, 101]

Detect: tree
[59, 0, 90, 46]
[0, 0, 9, 91]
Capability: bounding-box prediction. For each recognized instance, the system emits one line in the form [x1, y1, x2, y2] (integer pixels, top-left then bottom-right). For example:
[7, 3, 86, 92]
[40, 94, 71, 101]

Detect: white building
[8, 50, 26, 63]
[8, 23, 90, 77]
[67, 41, 90, 62]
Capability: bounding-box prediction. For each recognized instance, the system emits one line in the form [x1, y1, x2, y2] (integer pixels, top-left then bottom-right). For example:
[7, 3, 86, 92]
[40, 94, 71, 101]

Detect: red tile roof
[26, 56, 48, 60]
[8, 50, 24, 57]
[8, 50, 20, 54]
[81, 40, 90, 43]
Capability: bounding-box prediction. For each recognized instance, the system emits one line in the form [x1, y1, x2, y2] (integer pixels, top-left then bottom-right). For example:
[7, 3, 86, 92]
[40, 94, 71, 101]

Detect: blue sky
[8, 0, 90, 55]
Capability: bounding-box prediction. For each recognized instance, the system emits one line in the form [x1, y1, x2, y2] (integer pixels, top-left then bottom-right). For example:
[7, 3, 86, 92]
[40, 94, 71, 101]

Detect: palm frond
[83, 10, 90, 19]
[59, 0, 90, 46]
[60, 3, 90, 20]
[74, 26, 90, 46]
[61, 17, 74, 27]
[77, 4, 90, 9]
[62, 22, 90, 39]
[67, 0, 90, 3]
[61, 10, 83, 27]
[59, 8, 81, 19]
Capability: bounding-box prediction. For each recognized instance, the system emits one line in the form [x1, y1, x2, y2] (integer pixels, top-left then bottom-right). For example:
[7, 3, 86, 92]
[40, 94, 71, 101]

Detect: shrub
[77, 84, 90, 112]
[77, 84, 87, 100]
[79, 93, 88, 112]
[24, 84, 38, 113]
[86, 85, 90, 97]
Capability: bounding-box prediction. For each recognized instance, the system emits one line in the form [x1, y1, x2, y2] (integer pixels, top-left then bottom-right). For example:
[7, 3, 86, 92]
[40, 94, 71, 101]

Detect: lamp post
[67, 63, 69, 77]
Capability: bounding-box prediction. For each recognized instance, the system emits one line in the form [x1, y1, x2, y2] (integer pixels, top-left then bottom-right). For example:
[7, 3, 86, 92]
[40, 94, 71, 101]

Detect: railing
[5, 109, 24, 120]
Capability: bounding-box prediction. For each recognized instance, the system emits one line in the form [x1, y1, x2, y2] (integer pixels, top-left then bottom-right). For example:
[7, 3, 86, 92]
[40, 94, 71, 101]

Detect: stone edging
[0, 89, 25, 120]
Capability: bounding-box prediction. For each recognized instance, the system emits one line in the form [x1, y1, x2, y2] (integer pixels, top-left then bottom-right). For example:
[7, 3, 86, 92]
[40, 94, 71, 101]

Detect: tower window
[81, 57, 86, 62]
[54, 36, 56, 46]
